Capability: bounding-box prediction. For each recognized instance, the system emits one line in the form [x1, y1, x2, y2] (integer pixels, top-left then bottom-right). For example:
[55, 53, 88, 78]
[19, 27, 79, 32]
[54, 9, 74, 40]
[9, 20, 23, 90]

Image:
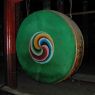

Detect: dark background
[63, 0, 95, 74]
[0, 0, 5, 85]
[0, 0, 95, 85]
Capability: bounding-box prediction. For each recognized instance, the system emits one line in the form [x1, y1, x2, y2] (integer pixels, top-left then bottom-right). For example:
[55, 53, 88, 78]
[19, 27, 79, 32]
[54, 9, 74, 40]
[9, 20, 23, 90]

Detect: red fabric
[15, 0, 23, 3]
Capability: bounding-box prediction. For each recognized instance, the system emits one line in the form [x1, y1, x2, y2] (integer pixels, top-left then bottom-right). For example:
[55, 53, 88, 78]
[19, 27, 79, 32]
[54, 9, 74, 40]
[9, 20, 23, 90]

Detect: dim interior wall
[15, 0, 95, 75]
[1, 0, 95, 87]
[63, 0, 95, 75]
[0, 0, 5, 85]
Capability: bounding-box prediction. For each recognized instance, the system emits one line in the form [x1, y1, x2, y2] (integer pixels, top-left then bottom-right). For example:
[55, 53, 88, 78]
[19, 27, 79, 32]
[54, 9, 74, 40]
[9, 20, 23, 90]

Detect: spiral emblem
[29, 32, 54, 64]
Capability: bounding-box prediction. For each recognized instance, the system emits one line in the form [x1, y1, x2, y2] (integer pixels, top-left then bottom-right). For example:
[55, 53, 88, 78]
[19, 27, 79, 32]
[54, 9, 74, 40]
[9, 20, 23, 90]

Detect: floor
[0, 63, 95, 95]
[17, 71, 95, 95]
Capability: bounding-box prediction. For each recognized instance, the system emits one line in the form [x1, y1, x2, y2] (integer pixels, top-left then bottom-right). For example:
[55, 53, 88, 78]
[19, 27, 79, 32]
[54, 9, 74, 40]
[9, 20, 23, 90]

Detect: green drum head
[16, 10, 81, 83]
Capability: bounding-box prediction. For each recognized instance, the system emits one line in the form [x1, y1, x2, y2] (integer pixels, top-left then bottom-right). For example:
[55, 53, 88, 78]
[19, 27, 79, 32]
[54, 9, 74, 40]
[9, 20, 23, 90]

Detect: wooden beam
[1, 86, 33, 95]
[72, 73, 95, 83]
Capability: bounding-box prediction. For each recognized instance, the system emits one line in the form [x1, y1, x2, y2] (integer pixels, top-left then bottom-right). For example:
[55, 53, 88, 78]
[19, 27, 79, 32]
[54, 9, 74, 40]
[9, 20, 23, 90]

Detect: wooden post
[4, 0, 22, 88]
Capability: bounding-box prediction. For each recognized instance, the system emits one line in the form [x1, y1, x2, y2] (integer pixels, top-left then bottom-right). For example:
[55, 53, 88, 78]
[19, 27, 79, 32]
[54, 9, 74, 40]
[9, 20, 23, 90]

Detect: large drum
[16, 10, 84, 83]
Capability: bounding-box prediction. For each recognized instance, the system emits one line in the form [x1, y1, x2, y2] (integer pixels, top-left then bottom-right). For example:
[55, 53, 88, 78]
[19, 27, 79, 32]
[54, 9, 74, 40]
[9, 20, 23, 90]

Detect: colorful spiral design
[29, 32, 54, 64]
